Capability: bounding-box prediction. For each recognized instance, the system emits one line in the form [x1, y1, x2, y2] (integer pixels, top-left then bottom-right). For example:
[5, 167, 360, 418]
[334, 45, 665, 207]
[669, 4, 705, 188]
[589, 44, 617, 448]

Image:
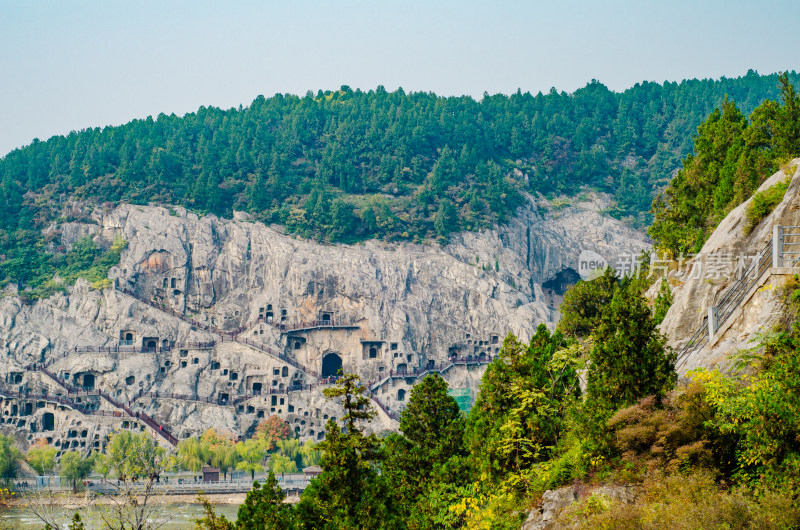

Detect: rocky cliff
[0, 193, 649, 453]
[660, 158, 800, 372]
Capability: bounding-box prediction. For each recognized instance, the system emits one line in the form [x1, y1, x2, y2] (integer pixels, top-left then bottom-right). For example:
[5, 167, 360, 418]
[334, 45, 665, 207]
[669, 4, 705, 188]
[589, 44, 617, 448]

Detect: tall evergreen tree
[383, 374, 468, 517]
[235, 473, 294, 529]
[587, 281, 676, 411]
[295, 374, 392, 529]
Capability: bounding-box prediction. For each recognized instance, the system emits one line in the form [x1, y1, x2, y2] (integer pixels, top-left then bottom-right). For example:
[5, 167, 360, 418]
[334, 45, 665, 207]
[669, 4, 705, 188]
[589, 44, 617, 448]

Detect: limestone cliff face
[660, 159, 800, 372]
[0, 193, 649, 451]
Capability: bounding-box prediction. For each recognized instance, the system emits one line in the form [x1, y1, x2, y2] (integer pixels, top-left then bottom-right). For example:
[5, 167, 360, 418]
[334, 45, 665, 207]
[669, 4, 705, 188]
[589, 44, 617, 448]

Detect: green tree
[298, 439, 321, 468]
[557, 267, 618, 338]
[433, 199, 458, 240]
[202, 429, 239, 480]
[383, 373, 468, 520]
[59, 451, 95, 493]
[0, 434, 22, 480]
[653, 279, 674, 325]
[210, 443, 238, 481]
[268, 453, 298, 474]
[68, 512, 86, 530]
[235, 473, 294, 529]
[587, 280, 676, 412]
[295, 374, 391, 529]
[95, 430, 170, 481]
[26, 442, 58, 475]
[93, 431, 175, 530]
[235, 439, 267, 481]
[177, 437, 208, 472]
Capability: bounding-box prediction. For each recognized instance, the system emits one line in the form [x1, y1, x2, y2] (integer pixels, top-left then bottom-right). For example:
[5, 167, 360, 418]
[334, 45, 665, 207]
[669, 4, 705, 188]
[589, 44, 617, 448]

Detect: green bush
[26, 235, 127, 299]
[565, 473, 800, 530]
[744, 178, 790, 234]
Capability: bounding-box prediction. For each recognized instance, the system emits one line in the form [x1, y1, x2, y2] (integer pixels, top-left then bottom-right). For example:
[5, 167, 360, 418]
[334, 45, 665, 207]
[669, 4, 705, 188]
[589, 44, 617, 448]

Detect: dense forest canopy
[1, 70, 798, 292]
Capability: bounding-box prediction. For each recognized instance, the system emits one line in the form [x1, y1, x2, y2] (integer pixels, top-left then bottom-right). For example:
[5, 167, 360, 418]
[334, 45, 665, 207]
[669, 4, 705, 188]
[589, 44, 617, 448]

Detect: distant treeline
[1, 70, 798, 291]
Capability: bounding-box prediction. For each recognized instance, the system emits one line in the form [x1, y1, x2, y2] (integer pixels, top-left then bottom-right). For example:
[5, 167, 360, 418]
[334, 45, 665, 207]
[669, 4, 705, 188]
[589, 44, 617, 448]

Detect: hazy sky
[2, 0, 799, 157]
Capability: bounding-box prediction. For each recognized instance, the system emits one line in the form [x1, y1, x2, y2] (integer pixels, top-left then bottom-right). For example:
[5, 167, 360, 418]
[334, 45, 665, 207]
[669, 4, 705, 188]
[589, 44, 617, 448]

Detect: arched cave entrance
[321, 353, 342, 378]
[42, 412, 54, 431]
[542, 267, 581, 296]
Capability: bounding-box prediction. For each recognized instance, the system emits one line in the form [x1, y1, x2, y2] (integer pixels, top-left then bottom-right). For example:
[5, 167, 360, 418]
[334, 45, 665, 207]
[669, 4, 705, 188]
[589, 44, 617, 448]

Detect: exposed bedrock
[0, 193, 649, 451]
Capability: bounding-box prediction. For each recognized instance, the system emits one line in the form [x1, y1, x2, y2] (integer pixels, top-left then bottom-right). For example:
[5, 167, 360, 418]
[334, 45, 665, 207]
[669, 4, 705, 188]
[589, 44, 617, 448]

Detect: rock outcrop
[521, 484, 637, 530]
[0, 193, 649, 452]
[660, 159, 800, 372]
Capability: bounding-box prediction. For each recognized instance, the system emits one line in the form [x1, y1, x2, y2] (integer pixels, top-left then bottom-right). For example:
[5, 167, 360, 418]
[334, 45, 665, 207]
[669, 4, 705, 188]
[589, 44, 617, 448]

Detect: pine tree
[383, 374, 468, 515]
[295, 374, 391, 529]
[235, 473, 294, 529]
[587, 281, 676, 411]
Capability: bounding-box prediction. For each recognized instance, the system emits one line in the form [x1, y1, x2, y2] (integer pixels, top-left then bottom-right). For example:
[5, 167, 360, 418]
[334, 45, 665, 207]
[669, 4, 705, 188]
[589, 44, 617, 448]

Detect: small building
[202, 467, 220, 483]
[303, 465, 322, 479]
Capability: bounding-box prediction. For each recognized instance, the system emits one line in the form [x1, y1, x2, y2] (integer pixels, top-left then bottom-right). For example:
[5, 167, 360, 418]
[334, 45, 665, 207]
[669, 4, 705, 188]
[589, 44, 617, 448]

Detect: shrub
[564, 473, 800, 530]
[607, 382, 735, 477]
[744, 178, 790, 234]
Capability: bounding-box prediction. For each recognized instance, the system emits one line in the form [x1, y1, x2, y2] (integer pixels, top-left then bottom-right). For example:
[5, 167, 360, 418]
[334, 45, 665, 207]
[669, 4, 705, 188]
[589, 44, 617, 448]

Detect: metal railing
[782, 226, 800, 267]
[714, 240, 773, 330]
[677, 239, 773, 367]
[677, 227, 800, 368]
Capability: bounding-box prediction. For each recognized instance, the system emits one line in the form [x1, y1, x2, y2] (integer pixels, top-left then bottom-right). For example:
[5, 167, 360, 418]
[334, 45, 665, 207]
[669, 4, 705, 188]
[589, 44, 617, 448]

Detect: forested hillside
[1, 70, 798, 292]
[650, 73, 800, 255]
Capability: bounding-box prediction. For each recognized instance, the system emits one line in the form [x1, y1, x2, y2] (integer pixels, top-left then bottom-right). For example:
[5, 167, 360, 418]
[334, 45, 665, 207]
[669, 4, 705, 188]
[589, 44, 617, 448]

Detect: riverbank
[3, 502, 244, 529]
[9, 491, 248, 507]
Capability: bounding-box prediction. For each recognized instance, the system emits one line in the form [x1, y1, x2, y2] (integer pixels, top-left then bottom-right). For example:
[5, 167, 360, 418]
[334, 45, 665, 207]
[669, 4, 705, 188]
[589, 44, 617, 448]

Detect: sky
[1, 0, 799, 157]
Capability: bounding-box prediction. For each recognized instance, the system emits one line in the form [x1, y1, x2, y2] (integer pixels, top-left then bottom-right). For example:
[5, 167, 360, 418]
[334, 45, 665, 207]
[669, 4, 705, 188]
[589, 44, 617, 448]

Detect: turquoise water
[2, 503, 242, 529]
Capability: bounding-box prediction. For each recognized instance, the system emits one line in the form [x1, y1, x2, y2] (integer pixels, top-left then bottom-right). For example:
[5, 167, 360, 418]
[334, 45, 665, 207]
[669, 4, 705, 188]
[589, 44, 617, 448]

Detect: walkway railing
[0, 388, 92, 415]
[73, 341, 216, 355]
[677, 226, 800, 368]
[224, 337, 318, 377]
[254, 316, 360, 333]
[370, 356, 495, 391]
[24, 364, 179, 446]
[782, 226, 800, 267]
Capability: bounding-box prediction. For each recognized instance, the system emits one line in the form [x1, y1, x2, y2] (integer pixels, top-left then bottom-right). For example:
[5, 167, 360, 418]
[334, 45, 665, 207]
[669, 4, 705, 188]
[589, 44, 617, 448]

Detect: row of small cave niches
[0, 398, 142, 454]
[257, 304, 286, 323]
[449, 333, 502, 357]
[36, 418, 146, 455]
[168, 350, 305, 393]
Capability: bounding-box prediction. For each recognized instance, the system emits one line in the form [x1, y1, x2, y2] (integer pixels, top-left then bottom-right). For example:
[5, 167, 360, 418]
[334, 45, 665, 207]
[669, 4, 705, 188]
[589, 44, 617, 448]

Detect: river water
[2, 503, 242, 529]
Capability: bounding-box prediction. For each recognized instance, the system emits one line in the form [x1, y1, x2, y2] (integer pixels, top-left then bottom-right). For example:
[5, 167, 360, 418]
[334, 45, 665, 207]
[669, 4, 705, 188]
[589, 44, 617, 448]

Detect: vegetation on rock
[650, 73, 800, 255]
[2, 71, 799, 292]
